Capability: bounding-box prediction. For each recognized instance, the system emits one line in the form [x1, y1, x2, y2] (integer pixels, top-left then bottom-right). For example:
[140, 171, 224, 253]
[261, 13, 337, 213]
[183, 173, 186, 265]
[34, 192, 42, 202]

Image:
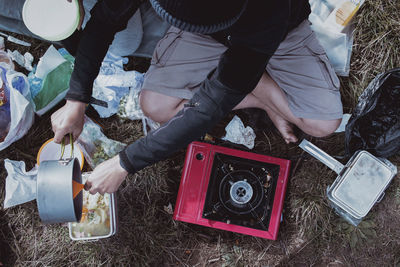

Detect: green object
[33, 53, 74, 114]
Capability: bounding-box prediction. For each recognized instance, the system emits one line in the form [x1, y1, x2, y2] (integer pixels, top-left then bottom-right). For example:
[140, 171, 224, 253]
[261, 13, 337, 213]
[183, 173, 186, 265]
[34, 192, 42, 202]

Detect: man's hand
[84, 155, 128, 195]
[51, 100, 86, 144]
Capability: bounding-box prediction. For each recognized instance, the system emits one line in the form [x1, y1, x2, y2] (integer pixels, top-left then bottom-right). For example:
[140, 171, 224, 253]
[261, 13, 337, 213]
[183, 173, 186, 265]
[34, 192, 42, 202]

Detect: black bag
[345, 68, 400, 157]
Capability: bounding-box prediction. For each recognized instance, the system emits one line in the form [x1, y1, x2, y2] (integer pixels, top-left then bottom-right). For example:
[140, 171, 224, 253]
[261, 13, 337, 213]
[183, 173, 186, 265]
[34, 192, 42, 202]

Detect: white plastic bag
[0, 62, 34, 151]
[309, 0, 356, 76]
[92, 52, 143, 118]
[3, 159, 38, 209]
[117, 72, 145, 120]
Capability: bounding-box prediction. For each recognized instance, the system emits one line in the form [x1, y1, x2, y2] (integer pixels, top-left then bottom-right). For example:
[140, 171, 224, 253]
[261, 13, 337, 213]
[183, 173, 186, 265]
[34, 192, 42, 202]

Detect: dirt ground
[1, 1, 400, 266]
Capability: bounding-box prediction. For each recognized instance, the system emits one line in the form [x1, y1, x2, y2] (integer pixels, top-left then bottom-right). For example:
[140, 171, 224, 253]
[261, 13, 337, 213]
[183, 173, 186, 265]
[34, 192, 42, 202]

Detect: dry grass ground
[1, 0, 400, 266]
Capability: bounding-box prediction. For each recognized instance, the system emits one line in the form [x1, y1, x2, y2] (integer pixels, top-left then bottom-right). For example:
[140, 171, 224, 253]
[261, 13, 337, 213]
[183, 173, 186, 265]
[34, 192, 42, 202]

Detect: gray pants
[143, 20, 343, 120]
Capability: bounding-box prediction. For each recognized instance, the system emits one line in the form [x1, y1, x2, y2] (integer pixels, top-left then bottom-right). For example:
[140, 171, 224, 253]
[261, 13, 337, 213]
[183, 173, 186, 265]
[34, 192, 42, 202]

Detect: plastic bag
[309, 0, 356, 76]
[0, 62, 34, 151]
[3, 159, 38, 209]
[28, 45, 74, 115]
[92, 52, 143, 118]
[345, 68, 400, 157]
[322, 0, 365, 33]
[7, 49, 34, 71]
[117, 72, 145, 120]
[77, 116, 126, 168]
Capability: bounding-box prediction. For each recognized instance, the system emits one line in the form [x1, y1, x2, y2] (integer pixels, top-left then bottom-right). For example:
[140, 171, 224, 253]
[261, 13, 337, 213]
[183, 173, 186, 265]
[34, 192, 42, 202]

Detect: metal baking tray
[299, 139, 397, 225]
[68, 172, 117, 241]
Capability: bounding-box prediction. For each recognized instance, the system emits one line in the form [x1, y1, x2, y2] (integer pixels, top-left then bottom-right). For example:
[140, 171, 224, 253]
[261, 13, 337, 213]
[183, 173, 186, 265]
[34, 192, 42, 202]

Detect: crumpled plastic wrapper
[92, 52, 144, 118]
[117, 74, 145, 121]
[116, 72, 160, 135]
[3, 159, 37, 209]
[222, 115, 256, 149]
[7, 49, 34, 71]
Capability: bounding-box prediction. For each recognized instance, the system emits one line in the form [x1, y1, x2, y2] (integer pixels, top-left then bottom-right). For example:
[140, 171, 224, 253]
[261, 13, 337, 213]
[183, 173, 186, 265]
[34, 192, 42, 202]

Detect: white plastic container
[22, 0, 80, 41]
[299, 139, 397, 226]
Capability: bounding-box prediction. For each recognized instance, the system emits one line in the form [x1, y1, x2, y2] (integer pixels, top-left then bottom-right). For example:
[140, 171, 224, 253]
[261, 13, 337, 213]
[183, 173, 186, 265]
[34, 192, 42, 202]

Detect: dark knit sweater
[65, 0, 310, 173]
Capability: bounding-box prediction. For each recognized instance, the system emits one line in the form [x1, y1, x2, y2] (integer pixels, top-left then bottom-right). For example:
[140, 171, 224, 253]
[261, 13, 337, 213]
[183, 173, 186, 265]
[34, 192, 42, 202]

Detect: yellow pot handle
[60, 133, 74, 160]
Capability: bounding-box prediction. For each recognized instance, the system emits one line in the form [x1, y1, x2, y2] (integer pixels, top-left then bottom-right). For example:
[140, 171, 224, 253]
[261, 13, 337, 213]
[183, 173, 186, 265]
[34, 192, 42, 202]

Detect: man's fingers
[84, 181, 92, 191]
[54, 128, 68, 144]
[89, 188, 98, 195]
[51, 112, 60, 134]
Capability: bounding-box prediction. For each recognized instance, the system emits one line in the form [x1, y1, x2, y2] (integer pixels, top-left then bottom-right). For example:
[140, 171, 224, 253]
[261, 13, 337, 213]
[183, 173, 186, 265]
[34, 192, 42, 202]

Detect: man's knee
[300, 118, 342, 138]
[139, 89, 182, 123]
[140, 90, 164, 122]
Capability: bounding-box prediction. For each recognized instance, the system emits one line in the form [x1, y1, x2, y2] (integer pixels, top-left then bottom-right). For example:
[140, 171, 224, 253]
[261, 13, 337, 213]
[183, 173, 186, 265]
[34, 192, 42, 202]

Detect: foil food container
[299, 139, 397, 226]
[68, 172, 117, 241]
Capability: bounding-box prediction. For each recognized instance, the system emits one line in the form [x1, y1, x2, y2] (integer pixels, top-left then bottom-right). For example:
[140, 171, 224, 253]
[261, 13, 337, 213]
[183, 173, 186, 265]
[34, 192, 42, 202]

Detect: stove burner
[230, 180, 253, 205]
[202, 152, 282, 231]
[219, 170, 264, 215]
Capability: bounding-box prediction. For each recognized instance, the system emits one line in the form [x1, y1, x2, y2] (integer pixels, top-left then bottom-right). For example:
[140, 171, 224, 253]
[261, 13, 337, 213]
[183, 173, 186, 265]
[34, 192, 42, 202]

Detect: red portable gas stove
[173, 142, 291, 240]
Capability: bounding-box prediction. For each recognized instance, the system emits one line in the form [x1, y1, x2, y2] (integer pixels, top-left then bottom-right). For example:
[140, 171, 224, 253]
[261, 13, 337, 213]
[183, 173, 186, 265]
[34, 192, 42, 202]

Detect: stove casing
[173, 142, 291, 240]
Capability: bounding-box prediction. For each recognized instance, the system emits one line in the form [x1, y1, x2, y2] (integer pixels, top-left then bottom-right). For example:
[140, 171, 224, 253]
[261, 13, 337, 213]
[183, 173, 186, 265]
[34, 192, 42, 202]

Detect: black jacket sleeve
[65, 0, 143, 103]
[119, 46, 271, 173]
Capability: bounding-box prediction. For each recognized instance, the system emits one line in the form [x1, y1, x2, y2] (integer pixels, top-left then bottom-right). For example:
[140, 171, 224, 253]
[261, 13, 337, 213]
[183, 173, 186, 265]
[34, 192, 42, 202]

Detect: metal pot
[36, 135, 83, 223]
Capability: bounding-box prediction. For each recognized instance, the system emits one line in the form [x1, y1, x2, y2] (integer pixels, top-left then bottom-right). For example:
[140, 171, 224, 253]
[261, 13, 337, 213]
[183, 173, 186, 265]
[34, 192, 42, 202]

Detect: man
[52, 0, 342, 195]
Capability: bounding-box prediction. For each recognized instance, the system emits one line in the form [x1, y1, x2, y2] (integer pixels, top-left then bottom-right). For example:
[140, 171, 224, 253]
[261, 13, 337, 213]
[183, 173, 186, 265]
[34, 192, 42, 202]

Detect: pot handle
[60, 133, 74, 160]
[299, 139, 345, 175]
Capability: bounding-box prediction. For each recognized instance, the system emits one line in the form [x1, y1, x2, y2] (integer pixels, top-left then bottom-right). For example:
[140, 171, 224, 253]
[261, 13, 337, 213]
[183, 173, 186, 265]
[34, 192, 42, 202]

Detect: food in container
[69, 172, 117, 240]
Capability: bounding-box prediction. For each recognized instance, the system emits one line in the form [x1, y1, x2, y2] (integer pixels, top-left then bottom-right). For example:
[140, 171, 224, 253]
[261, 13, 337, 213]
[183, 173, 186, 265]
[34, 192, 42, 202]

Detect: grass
[1, 0, 400, 266]
[342, 0, 400, 107]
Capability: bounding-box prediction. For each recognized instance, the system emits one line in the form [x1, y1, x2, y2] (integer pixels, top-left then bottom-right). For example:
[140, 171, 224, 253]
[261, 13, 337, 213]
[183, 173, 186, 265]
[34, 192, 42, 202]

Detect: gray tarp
[0, 0, 169, 58]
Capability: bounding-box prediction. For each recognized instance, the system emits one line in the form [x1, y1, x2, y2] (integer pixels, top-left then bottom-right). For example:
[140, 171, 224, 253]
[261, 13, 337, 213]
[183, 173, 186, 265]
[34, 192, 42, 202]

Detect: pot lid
[330, 151, 394, 218]
[23, 0, 80, 41]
